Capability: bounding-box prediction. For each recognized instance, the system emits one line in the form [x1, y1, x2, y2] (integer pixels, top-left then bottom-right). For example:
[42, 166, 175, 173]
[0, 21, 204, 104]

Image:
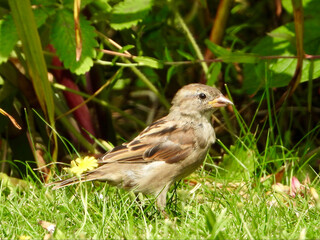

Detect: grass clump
[1, 157, 320, 239]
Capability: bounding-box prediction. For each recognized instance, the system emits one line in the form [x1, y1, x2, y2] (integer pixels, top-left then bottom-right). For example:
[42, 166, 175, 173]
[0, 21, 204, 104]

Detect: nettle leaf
[33, 7, 55, 27]
[110, 0, 153, 30]
[243, 19, 320, 94]
[0, 7, 56, 65]
[0, 15, 18, 64]
[51, 9, 98, 75]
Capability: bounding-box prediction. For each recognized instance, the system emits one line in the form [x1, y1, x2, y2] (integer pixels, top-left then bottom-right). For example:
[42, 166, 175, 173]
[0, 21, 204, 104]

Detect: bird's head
[170, 83, 233, 119]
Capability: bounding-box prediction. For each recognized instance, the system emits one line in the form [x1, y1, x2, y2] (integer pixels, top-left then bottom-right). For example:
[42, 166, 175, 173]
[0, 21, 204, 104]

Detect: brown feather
[97, 120, 195, 165]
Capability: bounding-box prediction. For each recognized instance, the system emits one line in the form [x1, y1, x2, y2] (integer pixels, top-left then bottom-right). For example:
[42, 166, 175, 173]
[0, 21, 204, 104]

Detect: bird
[48, 83, 233, 212]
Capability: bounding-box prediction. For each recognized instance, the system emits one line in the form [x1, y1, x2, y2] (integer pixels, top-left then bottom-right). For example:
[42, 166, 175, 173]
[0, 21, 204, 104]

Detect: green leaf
[51, 9, 98, 75]
[91, 0, 112, 13]
[176, 49, 195, 61]
[33, 7, 55, 27]
[119, 44, 135, 53]
[219, 138, 257, 181]
[219, 53, 259, 64]
[0, 14, 18, 64]
[133, 56, 163, 69]
[0, 172, 30, 190]
[9, 0, 58, 160]
[164, 47, 173, 62]
[282, 0, 319, 16]
[207, 62, 221, 86]
[9, 0, 54, 117]
[204, 207, 227, 240]
[205, 40, 259, 64]
[205, 39, 230, 57]
[166, 66, 176, 84]
[243, 19, 320, 94]
[205, 206, 216, 233]
[57, 0, 95, 9]
[0, 7, 56, 65]
[267, 31, 295, 43]
[110, 0, 153, 30]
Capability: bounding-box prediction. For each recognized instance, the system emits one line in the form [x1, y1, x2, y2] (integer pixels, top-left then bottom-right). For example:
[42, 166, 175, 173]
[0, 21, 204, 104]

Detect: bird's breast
[194, 121, 215, 149]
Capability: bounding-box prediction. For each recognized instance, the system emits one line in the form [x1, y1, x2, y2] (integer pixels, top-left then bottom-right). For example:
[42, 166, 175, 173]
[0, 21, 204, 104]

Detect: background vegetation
[0, 0, 320, 238]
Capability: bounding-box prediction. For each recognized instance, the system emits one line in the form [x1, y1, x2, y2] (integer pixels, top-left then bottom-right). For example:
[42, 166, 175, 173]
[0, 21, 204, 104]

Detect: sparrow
[48, 83, 233, 211]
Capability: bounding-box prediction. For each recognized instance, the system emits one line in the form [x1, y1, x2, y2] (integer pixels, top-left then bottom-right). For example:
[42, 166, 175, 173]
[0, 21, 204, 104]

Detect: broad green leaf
[219, 139, 257, 181]
[0, 15, 18, 64]
[243, 19, 320, 94]
[51, 9, 98, 75]
[133, 56, 163, 69]
[110, 0, 153, 30]
[33, 7, 55, 27]
[0, 172, 30, 190]
[0, 7, 54, 64]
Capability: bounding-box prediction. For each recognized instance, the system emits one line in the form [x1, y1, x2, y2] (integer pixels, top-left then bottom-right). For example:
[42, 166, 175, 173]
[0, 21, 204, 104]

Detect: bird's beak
[209, 95, 233, 107]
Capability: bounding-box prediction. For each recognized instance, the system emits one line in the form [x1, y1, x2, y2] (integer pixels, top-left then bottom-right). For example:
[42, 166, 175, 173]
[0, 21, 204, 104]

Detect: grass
[1, 159, 320, 239]
[1, 87, 320, 239]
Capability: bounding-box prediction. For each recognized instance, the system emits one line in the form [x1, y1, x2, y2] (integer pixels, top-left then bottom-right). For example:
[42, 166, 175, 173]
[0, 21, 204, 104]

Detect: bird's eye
[199, 93, 206, 99]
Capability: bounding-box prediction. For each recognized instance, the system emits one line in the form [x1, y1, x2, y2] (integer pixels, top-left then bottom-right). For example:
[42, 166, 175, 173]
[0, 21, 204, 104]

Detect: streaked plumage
[48, 83, 233, 210]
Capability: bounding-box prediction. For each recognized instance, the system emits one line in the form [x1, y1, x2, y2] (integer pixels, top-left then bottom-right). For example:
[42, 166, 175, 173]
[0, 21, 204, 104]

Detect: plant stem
[53, 83, 146, 128]
[175, 10, 209, 78]
[96, 31, 170, 109]
[124, 59, 170, 109]
[95, 59, 139, 67]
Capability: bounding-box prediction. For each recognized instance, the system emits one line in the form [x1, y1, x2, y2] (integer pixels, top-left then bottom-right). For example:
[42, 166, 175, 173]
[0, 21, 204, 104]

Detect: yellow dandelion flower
[64, 156, 98, 176]
[19, 236, 31, 240]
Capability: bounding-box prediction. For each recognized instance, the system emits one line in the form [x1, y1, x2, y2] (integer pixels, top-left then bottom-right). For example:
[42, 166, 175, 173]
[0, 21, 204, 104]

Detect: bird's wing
[98, 118, 196, 164]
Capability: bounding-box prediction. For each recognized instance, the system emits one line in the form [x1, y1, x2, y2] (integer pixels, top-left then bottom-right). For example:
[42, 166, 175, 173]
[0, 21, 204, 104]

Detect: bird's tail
[46, 173, 93, 190]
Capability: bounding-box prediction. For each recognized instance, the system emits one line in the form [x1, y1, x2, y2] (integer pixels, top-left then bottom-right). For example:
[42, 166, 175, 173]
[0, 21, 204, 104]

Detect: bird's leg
[156, 185, 170, 218]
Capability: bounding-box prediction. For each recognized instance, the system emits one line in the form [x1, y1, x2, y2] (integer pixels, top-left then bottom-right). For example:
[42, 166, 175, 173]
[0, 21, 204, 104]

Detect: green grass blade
[8, 0, 58, 162]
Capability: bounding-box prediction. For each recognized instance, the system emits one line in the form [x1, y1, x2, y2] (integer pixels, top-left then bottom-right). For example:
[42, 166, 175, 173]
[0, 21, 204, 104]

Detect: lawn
[1, 157, 319, 239]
